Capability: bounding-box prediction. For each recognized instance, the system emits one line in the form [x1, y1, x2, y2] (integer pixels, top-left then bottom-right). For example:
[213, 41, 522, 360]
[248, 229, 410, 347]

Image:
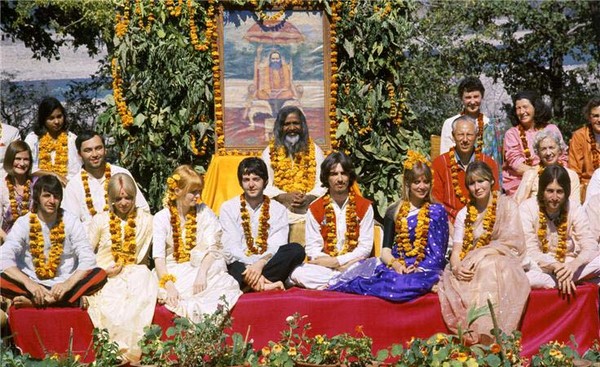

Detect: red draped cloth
[8, 284, 599, 362]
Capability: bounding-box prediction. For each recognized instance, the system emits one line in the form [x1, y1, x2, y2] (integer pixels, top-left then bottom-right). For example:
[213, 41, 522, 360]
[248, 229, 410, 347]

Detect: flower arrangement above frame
[213, 1, 341, 155]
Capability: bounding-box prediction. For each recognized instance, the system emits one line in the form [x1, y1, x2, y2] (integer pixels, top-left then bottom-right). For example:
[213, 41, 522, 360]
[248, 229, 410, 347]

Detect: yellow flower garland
[240, 194, 271, 256]
[81, 163, 112, 217]
[38, 132, 68, 177]
[109, 210, 137, 265]
[135, 0, 154, 33]
[518, 124, 535, 166]
[166, 174, 197, 263]
[159, 273, 177, 288]
[6, 177, 31, 222]
[29, 212, 65, 279]
[449, 147, 479, 206]
[538, 203, 568, 263]
[269, 138, 316, 193]
[459, 191, 498, 260]
[115, 0, 131, 38]
[188, 0, 214, 52]
[393, 201, 431, 267]
[111, 58, 135, 129]
[322, 190, 359, 256]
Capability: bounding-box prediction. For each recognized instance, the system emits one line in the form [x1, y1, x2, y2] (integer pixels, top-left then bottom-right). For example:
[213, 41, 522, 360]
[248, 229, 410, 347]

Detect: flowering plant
[259, 313, 309, 367]
[529, 339, 580, 367]
[332, 325, 376, 367]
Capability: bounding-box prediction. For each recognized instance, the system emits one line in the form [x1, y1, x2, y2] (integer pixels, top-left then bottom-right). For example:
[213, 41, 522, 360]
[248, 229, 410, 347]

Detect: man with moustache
[261, 106, 326, 240]
[432, 115, 499, 226]
[255, 48, 296, 114]
[289, 152, 374, 290]
[0, 175, 107, 308]
[568, 96, 600, 200]
[220, 157, 305, 292]
[62, 130, 149, 226]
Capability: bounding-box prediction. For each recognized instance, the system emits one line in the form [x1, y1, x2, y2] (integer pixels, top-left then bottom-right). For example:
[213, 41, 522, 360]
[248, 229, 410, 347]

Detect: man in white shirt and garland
[0, 175, 107, 308]
[220, 157, 305, 292]
[290, 152, 374, 290]
[261, 106, 326, 243]
[62, 130, 149, 226]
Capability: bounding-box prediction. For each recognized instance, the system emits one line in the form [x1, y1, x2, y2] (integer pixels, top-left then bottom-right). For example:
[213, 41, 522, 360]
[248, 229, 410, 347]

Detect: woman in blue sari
[328, 151, 449, 302]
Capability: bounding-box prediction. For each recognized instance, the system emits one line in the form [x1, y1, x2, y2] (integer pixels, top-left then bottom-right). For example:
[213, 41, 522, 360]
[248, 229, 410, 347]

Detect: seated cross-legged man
[0, 175, 107, 308]
[220, 157, 305, 292]
[290, 152, 374, 290]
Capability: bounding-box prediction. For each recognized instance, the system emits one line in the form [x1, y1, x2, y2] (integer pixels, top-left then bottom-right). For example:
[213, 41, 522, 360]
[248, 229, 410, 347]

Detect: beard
[283, 134, 303, 155]
[269, 59, 282, 70]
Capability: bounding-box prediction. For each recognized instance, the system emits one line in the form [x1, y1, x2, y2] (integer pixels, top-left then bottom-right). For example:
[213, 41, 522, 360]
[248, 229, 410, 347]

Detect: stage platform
[7, 284, 599, 362]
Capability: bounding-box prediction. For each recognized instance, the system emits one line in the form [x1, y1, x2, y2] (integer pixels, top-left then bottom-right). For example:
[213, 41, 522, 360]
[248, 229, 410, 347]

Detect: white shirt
[0, 210, 97, 287]
[0, 123, 20, 177]
[440, 113, 490, 155]
[62, 164, 149, 227]
[24, 131, 82, 181]
[585, 168, 600, 205]
[305, 195, 374, 266]
[219, 195, 289, 265]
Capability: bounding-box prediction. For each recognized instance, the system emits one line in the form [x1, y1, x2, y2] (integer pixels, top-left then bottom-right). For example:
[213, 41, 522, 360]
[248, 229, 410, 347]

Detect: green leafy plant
[530, 339, 581, 367]
[259, 313, 310, 367]
[89, 328, 122, 366]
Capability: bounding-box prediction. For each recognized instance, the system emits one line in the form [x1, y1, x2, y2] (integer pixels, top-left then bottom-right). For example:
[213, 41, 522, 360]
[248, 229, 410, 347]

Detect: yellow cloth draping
[201, 155, 249, 215]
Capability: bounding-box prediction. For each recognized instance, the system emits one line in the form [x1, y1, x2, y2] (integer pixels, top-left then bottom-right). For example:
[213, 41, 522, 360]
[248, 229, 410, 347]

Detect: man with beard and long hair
[255, 48, 296, 115]
[261, 106, 326, 244]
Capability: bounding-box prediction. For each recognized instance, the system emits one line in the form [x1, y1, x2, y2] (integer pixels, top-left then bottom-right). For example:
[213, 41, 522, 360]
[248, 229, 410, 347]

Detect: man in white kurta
[62, 131, 149, 227]
[290, 152, 374, 290]
[220, 157, 305, 291]
[0, 122, 20, 177]
[0, 175, 106, 308]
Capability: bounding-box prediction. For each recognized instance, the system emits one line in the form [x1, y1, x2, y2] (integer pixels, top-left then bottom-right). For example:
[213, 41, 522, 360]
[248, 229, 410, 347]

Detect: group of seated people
[0, 86, 599, 362]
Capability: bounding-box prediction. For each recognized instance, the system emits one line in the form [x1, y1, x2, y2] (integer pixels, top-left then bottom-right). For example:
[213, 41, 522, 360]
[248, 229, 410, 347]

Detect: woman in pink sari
[438, 161, 529, 344]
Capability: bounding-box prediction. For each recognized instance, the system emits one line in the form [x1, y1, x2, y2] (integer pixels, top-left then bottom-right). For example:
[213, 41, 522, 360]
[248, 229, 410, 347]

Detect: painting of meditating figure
[219, 9, 329, 152]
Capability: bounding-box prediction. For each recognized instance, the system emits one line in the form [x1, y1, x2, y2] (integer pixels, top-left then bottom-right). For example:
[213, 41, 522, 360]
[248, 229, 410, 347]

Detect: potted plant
[259, 313, 310, 367]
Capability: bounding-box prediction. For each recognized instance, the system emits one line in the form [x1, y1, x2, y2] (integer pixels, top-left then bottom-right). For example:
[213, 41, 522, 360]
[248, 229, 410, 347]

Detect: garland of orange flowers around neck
[518, 124, 536, 166]
[6, 176, 31, 222]
[240, 194, 270, 256]
[461, 111, 484, 155]
[393, 201, 431, 267]
[269, 138, 316, 193]
[449, 147, 479, 206]
[589, 125, 600, 171]
[538, 202, 568, 263]
[82, 163, 111, 217]
[460, 191, 498, 260]
[323, 190, 359, 256]
[109, 209, 137, 266]
[29, 211, 65, 279]
[166, 174, 196, 263]
[39, 131, 68, 177]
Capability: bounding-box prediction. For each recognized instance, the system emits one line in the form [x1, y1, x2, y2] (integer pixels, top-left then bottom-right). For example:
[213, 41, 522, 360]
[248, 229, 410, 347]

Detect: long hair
[464, 161, 495, 200]
[319, 151, 357, 188]
[402, 162, 433, 203]
[537, 165, 570, 208]
[107, 173, 137, 215]
[510, 90, 552, 128]
[34, 97, 68, 136]
[273, 106, 309, 155]
[3, 141, 33, 176]
[32, 175, 63, 213]
[172, 165, 203, 198]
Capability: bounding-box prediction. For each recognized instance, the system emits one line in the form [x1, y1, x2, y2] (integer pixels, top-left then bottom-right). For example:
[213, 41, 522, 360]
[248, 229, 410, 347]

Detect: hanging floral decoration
[322, 190, 359, 256]
[460, 191, 498, 260]
[240, 194, 271, 256]
[110, 209, 138, 265]
[6, 177, 31, 222]
[29, 212, 65, 280]
[538, 202, 568, 263]
[38, 132, 68, 177]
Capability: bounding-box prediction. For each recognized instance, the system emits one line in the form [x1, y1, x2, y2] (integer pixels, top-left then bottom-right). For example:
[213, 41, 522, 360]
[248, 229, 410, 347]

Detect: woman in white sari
[153, 165, 241, 322]
[86, 173, 157, 363]
[438, 161, 529, 344]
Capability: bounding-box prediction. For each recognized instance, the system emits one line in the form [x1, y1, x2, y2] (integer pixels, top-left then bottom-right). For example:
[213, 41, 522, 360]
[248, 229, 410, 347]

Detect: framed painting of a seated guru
[215, 5, 331, 153]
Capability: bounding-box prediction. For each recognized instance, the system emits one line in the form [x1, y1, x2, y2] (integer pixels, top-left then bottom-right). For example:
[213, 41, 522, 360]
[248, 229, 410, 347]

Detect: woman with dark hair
[520, 165, 599, 296]
[329, 151, 449, 302]
[438, 161, 529, 344]
[502, 91, 567, 195]
[1, 141, 34, 240]
[24, 97, 82, 185]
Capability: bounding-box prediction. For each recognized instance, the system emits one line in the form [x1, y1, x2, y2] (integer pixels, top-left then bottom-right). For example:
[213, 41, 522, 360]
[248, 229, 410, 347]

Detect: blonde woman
[153, 165, 241, 322]
[85, 173, 156, 363]
[438, 161, 529, 344]
[329, 151, 449, 302]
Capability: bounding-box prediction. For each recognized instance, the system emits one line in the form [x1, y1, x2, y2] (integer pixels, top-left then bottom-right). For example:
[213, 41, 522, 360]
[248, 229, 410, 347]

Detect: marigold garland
[322, 190, 359, 256]
[449, 147, 479, 206]
[81, 163, 112, 217]
[188, 0, 215, 52]
[393, 201, 431, 267]
[6, 177, 31, 222]
[38, 132, 68, 177]
[269, 138, 316, 193]
[29, 212, 65, 280]
[240, 194, 271, 256]
[115, 0, 131, 38]
[134, 0, 154, 32]
[329, 1, 341, 150]
[518, 124, 534, 166]
[166, 0, 183, 17]
[460, 191, 498, 260]
[159, 273, 177, 288]
[111, 58, 134, 129]
[109, 209, 137, 265]
[166, 174, 197, 263]
[404, 150, 431, 171]
[538, 202, 568, 263]
[588, 125, 600, 171]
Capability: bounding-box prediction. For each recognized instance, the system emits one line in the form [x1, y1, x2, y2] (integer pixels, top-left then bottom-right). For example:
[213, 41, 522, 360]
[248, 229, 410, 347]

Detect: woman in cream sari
[438, 161, 529, 344]
[86, 173, 156, 363]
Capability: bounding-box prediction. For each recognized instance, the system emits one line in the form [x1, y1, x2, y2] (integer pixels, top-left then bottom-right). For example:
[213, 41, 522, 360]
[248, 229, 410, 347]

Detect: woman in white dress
[85, 173, 157, 363]
[153, 165, 241, 322]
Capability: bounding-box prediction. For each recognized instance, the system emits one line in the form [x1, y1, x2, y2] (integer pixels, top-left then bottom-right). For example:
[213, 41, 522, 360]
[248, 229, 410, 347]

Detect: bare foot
[80, 297, 89, 310]
[262, 280, 285, 291]
[13, 296, 34, 309]
[431, 284, 439, 293]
